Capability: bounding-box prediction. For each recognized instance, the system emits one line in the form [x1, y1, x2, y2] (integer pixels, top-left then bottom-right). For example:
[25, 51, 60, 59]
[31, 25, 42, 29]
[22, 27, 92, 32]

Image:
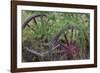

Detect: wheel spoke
[33, 18, 38, 25]
[64, 32, 69, 45]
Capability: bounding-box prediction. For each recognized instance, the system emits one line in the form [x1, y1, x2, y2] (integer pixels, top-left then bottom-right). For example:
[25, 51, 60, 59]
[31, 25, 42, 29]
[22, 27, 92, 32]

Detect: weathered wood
[24, 44, 61, 57]
[22, 14, 47, 29]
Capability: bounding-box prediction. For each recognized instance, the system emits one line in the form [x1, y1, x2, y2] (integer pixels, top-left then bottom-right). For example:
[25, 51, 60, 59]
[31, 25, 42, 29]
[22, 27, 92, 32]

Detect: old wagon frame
[11, 1, 97, 73]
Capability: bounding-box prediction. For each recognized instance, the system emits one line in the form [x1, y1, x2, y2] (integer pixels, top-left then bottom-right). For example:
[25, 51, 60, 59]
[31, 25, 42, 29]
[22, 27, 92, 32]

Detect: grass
[22, 10, 90, 62]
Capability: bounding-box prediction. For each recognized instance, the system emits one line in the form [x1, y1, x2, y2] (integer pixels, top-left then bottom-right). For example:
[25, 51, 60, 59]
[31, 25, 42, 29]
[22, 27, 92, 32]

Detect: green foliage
[22, 10, 90, 62]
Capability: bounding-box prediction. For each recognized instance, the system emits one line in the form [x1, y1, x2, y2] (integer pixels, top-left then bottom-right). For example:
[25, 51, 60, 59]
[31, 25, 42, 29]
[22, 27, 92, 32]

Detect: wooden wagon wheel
[22, 14, 50, 61]
[22, 14, 47, 31]
[48, 24, 80, 60]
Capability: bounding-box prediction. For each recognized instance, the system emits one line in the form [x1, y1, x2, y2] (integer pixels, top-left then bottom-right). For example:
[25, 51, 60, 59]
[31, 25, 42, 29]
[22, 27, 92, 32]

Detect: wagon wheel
[49, 24, 80, 60]
[22, 14, 50, 61]
[22, 14, 48, 34]
[22, 14, 47, 28]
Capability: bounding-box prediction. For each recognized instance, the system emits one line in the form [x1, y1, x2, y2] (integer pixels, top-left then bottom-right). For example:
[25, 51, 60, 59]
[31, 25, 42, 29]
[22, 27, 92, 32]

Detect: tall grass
[22, 10, 90, 62]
